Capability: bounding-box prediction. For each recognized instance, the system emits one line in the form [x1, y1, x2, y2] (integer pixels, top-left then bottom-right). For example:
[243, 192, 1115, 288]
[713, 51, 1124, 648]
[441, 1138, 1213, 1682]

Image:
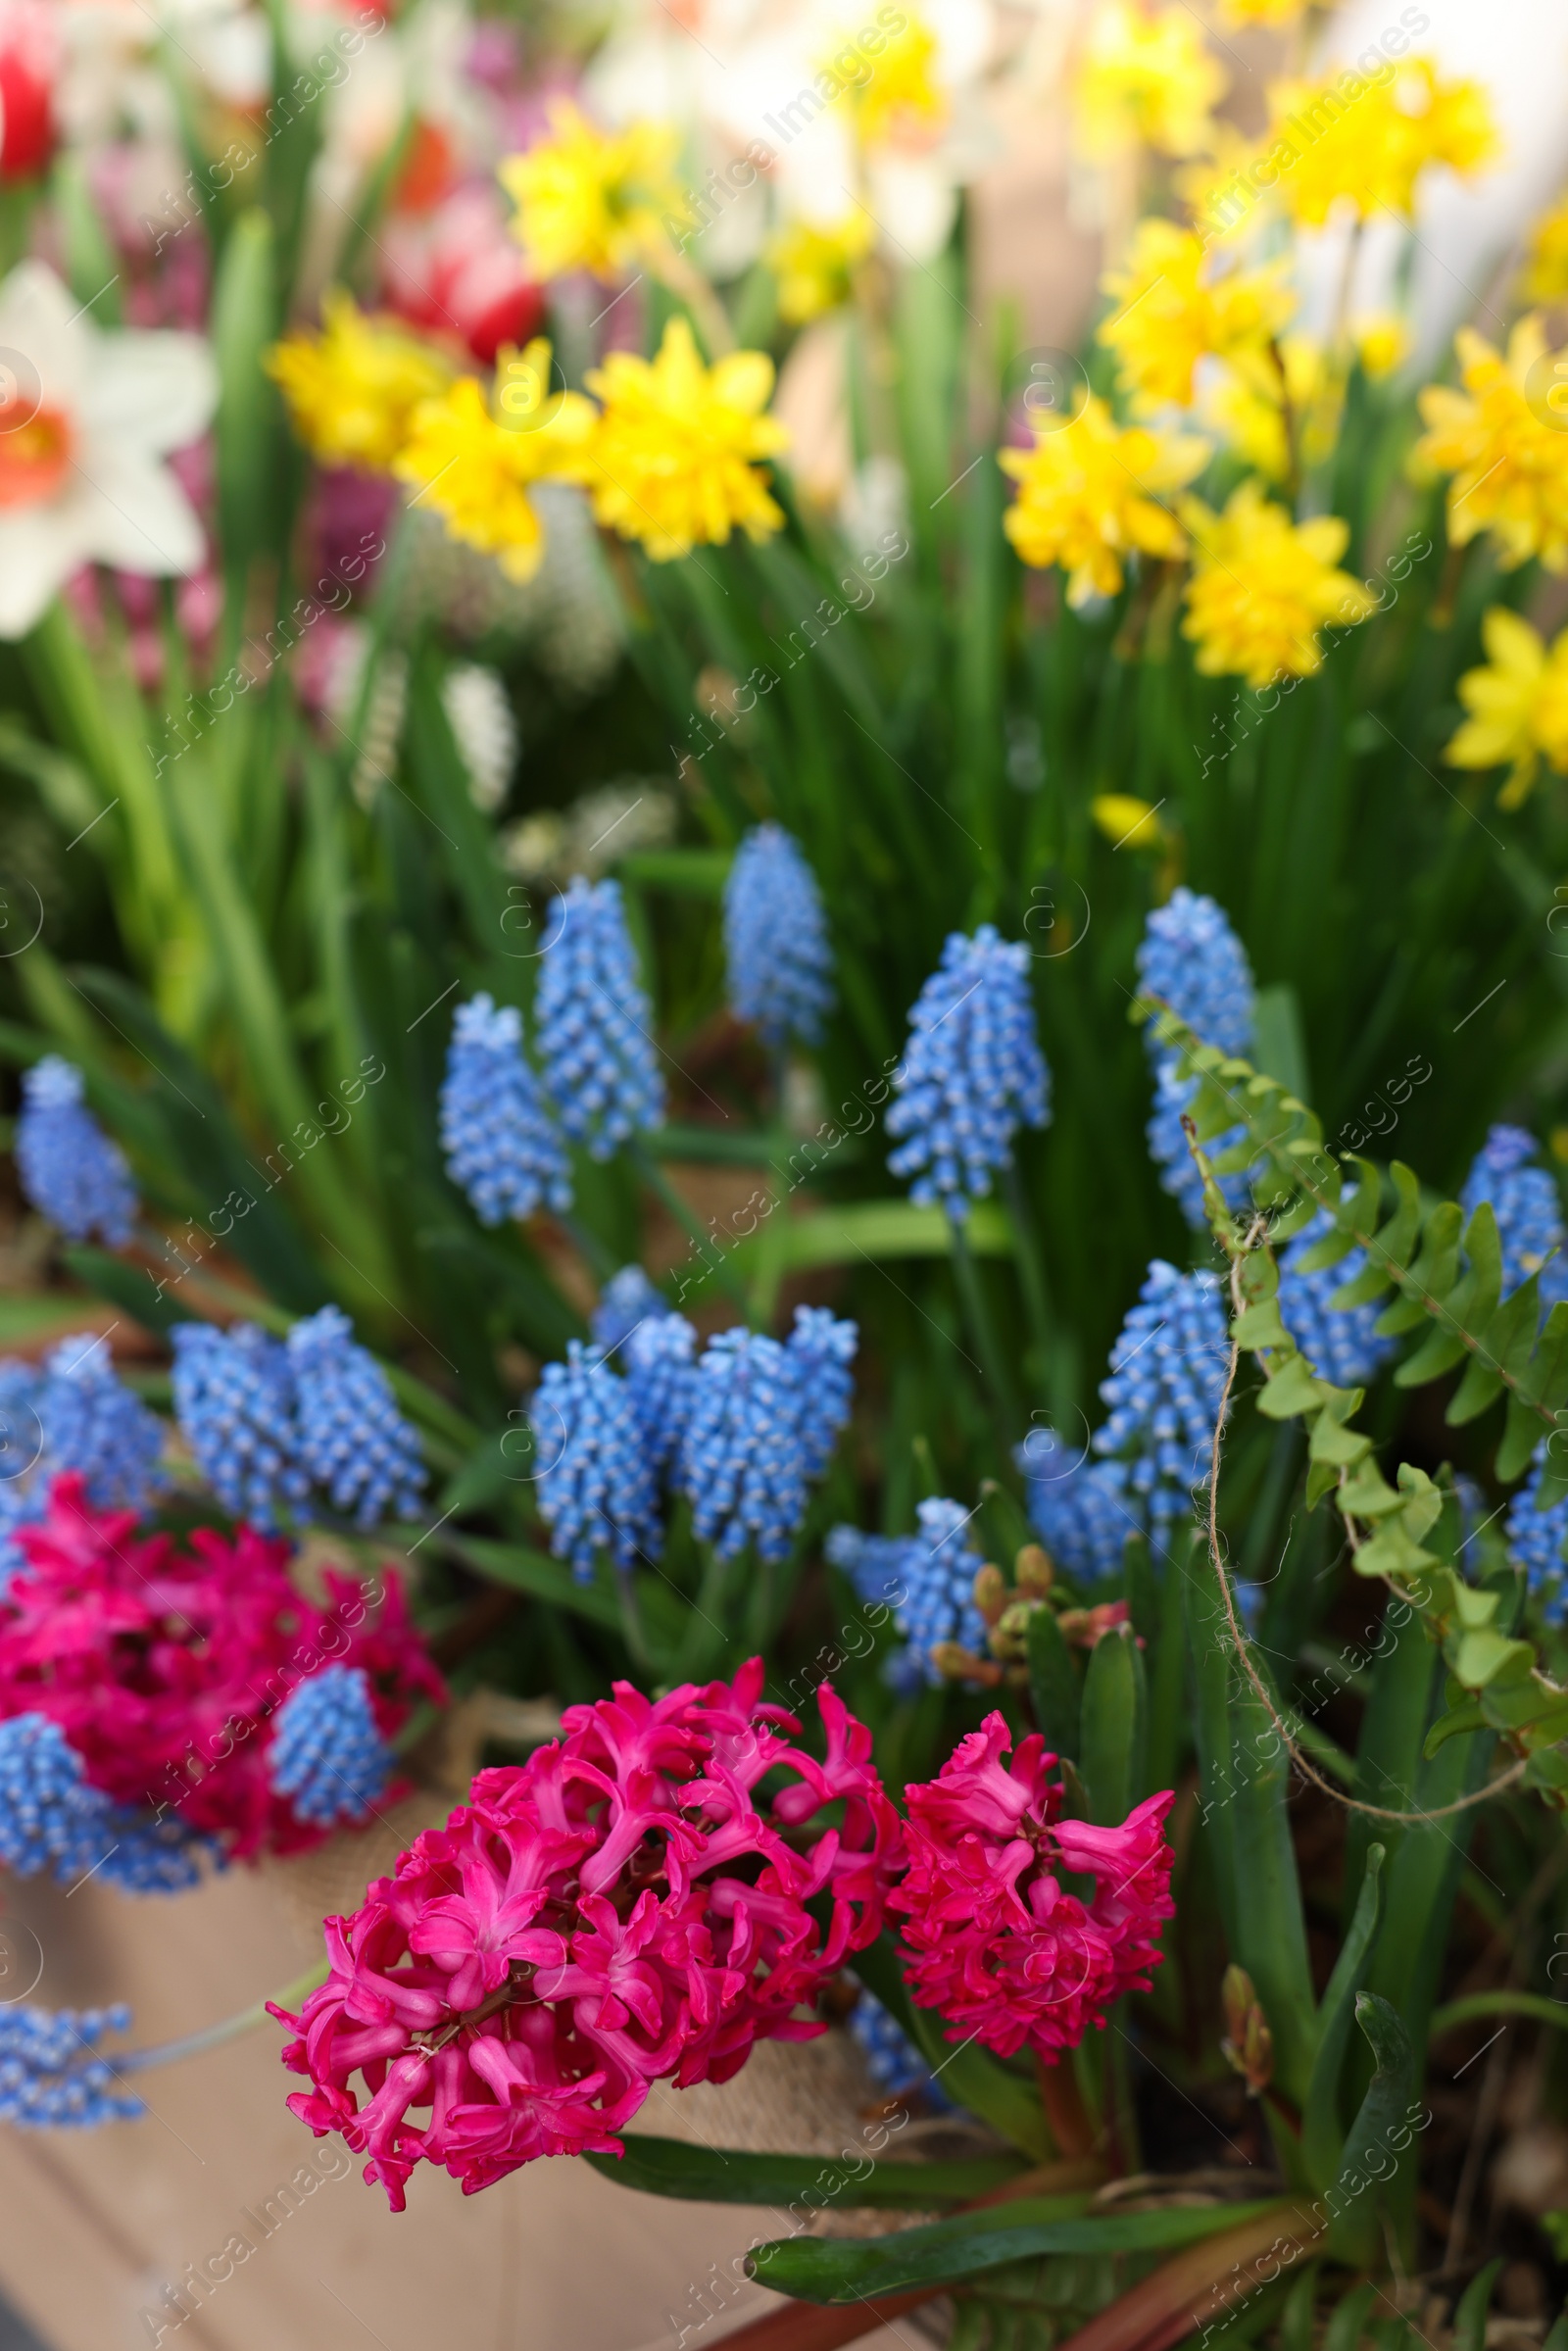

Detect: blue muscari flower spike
[1136, 891, 1257, 1230]
[784, 1306, 858, 1479]
[1506, 1446, 1568, 1623]
[1460, 1125, 1568, 1307]
[0, 2002, 143, 2129]
[1135, 887, 1256, 1053]
[0, 1337, 166, 1586]
[535, 876, 665, 1156]
[1145, 1053, 1254, 1230]
[532, 1340, 662, 1580]
[1093, 1260, 1230, 1559]
[723, 823, 835, 1048]
[440, 993, 572, 1226]
[287, 1307, 427, 1530]
[678, 1329, 813, 1564]
[269, 1665, 393, 1828]
[1277, 1210, 1396, 1389]
[829, 1497, 986, 1691]
[1014, 1428, 1133, 1585]
[591, 1265, 670, 1360]
[623, 1312, 697, 1474]
[171, 1321, 310, 1531]
[15, 1056, 137, 1248]
[850, 1990, 950, 2109]
[35, 1336, 165, 1513]
[0, 1714, 202, 1893]
[886, 926, 1050, 1222]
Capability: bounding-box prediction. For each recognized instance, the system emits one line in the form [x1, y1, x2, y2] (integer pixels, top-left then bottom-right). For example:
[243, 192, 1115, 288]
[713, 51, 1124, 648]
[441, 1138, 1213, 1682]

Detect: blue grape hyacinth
[0, 2003, 143, 2129]
[171, 1321, 310, 1531]
[590, 1265, 671, 1359]
[1506, 1447, 1568, 1623]
[0, 1337, 166, 1585]
[532, 1340, 662, 1580]
[1094, 1260, 1230, 1557]
[1015, 1427, 1133, 1585]
[1277, 1210, 1395, 1389]
[287, 1306, 427, 1530]
[1136, 892, 1257, 1229]
[886, 926, 1050, 1221]
[0, 1714, 201, 1893]
[1135, 887, 1256, 1053]
[535, 876, 665, 1156]
[623, 1311, 698, 1473]
[440, 993, 572, 1226]
[1460, 1126, 1568, 1307]
[15, 1056, 137, 1247]
[829, 1496, 987, 1691]
[34, 1336, 164, 1512]
[269, 1665, 393, 1829]
[784, 1306, 858, 1478]
[723, 823, 835, 1048]
[678, 1329, 814, 1564]
[850, 1990, 950, 2109]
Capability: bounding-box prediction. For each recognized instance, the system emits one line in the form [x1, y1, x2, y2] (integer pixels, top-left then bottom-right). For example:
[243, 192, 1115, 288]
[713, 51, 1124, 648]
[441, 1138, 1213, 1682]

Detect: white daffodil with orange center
[0, 261, 217, 638]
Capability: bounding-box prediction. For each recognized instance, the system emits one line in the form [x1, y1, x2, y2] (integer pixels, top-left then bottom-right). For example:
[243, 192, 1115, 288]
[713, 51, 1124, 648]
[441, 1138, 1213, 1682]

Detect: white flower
[442, 663, 517, 813]
[0, 262, 216, 639]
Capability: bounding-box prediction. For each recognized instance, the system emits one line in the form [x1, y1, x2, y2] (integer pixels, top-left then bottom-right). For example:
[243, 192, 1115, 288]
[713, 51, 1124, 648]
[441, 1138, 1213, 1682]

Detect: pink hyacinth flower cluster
[0, 1476, 444, 1859]
[891, 1711, 1175, 2064]
[273, 1661, 902, 2209]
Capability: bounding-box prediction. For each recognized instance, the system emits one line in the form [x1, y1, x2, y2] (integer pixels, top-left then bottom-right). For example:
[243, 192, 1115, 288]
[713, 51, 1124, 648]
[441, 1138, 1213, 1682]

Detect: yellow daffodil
[1446, 607, 1568, 807]
[765, 214, 875, 324]
[1262, 59, 1496, 227]
[842, 10, 946, 145]
[1524, 193, 1568, 306]
[1352, 314, 1410, 380]
[1000, 394, 1208, 607]
[393, 341, 596, 582]
[584, 318, 789, 562]
[500, 101, 687, 282]
[1073, 2, 1227, 161]
[265, 291, 453, 472]
[1092, 793, 1167, 850]
[1180, 479, 1374, 688]
[1218, 0, 1307, 22]
[1414, 317, 1568, 573]
[1099, 220, 1295, 411]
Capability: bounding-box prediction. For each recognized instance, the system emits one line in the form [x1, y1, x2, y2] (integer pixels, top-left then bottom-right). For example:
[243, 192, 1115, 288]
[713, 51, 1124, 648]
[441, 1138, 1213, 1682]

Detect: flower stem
[633, 1140, 751, 1307]
[1037, 2048, 1097, 2160]
[951, 1213, 1021, 1440]
[119, 1958, 330, 2074]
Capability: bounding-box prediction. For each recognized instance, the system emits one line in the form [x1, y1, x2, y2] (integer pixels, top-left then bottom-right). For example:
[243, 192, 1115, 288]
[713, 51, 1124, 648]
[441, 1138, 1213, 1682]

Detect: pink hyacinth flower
[272, 1660, 903, 2209]
[890, 1711, 1175, 2064]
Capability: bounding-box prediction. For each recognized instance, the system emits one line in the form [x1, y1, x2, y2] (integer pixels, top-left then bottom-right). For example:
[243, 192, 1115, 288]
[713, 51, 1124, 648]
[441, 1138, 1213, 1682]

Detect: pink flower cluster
[0, 1477, 443, 1858]
[273, 1661, 902, 2209]
[891, 1712, 1175, 2064]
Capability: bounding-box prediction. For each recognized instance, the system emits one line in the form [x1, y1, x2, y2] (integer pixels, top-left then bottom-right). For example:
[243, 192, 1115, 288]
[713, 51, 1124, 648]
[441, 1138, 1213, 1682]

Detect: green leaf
[748, 2197, 1284, 2304]
[1026, 1607, 1080, 1763]
[1326, 1995, 1415, 2268]
[586, 2135, 1028, 2209]
[1080, 1629, 1141, 1826]
[1453, 2263, 1503, 2351]
[448, 1535, 621, 1629]
[1302, 1845, 1385, 2191]
[211, 209, 280, 606]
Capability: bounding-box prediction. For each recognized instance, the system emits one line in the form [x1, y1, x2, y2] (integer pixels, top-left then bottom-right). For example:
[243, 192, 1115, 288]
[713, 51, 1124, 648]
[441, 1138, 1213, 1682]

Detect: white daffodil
[0, 262, 217, 639]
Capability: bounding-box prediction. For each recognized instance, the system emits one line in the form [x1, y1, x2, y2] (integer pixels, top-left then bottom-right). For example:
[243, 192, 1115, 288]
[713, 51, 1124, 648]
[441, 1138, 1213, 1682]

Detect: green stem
[1430, 1990, 1568, 2040]
[120, 1959, 330, 2074]
[1003, 1158, 1054, 1390]
[951, 1212, 1021, 1439]
[632, 1140, 750, 1308]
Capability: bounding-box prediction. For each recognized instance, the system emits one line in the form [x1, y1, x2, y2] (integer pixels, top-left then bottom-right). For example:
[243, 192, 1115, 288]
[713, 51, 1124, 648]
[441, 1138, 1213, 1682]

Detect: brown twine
[1201, 1218, 1532, 1826]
